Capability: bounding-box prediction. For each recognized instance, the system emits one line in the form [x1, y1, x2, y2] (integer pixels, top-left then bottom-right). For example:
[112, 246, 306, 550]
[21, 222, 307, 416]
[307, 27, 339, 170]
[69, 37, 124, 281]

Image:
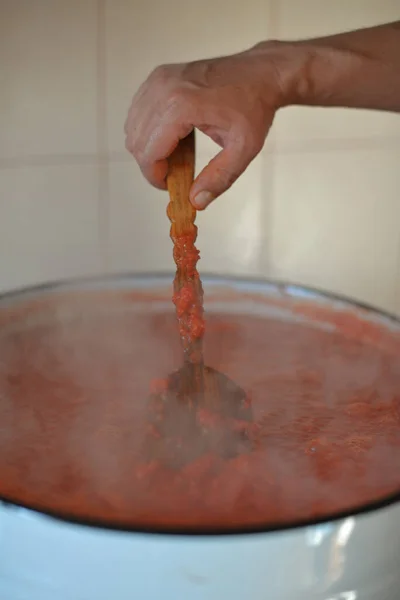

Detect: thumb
[190, 137, 263, 210]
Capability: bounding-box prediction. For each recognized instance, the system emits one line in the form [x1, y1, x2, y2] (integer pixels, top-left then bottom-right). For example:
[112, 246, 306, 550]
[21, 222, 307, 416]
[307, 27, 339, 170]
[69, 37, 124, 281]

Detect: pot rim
[1, 271, 400, 537]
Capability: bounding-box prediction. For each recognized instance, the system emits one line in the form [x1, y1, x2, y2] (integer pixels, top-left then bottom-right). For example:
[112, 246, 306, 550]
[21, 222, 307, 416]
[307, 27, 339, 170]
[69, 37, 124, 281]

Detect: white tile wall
[273, 106, 400, 150]
[108, 160, 172, 273]
[269, 146, 400, 312]
[273, 0, 400, 147]
[0, 165, 101, 292]
[0, 0, 98, 161]
[277, 0, 400, 38]
[0, 0, 399, 316]
[193, 147, 268, 276]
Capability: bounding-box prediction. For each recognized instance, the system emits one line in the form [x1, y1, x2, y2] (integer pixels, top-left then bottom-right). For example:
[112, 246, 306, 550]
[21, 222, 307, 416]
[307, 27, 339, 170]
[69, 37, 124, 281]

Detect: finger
[190, 135, 263, 209]
[142, 120, 194, 164]
[124, 81, 150, 142]
[140, 159, 168, 191]
[133, 120, 194, 189]
[124, 101, 154, 158]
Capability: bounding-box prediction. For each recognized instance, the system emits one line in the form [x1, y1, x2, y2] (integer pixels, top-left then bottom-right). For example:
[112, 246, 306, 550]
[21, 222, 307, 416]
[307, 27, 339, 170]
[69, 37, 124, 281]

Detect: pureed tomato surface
[0, 287, 399, 531]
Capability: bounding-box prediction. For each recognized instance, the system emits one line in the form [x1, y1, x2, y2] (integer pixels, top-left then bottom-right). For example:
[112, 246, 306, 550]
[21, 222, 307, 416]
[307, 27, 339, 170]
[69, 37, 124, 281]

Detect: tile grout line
[96, 0, 110, 273]
[0, 136, 399, 171]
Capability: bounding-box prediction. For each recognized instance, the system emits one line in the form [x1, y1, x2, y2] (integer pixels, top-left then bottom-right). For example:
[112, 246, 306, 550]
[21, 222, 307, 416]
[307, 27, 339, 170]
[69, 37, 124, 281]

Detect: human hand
[125, 44, 289, 209]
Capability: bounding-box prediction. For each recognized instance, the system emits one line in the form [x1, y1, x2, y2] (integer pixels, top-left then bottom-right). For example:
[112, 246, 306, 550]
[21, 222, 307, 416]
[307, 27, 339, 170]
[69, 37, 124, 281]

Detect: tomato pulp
[0, 290, 399, 530]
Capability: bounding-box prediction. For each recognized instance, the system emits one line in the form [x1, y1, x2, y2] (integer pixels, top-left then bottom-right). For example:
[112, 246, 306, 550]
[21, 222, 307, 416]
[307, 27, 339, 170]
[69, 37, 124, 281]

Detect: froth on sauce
[0, 289, 399, 531]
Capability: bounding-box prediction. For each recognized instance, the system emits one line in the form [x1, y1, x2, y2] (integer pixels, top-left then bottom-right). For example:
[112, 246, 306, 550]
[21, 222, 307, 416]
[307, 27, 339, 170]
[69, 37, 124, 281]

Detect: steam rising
[0, 289, 399, 530]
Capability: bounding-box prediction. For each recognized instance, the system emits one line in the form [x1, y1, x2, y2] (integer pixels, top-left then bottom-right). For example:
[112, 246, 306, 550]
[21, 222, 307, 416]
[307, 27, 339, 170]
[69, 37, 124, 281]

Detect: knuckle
[133, 147, 144, 163]
[124, 136, 134, 154]
[165, 86, 192, 115]
[166, 88, 185, 107]
[125, 137, 142, 162]
[123, 116, 131, 136]
[151, 63, 172, 83]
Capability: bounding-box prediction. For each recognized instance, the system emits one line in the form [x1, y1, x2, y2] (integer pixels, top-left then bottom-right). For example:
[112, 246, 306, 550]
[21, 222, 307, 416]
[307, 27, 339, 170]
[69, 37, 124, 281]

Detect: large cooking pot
[0, 273, 399, 600]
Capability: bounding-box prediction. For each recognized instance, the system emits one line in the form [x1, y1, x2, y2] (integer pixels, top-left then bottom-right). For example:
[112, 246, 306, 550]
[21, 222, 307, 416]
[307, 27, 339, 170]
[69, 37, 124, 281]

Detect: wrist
[247, 40, 312, 107]
[275, 42, 320, 106]
[245, 22, 400, 116]
[258, 39, 369, 109]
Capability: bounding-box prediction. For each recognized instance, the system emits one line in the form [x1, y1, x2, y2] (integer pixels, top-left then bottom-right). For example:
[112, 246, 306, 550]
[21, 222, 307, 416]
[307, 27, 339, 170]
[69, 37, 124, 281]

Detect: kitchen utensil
[144, 132, 253, 468]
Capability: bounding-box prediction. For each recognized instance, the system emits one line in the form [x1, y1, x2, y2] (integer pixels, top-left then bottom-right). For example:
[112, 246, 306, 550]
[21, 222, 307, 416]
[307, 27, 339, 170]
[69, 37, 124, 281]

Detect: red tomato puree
[171, 230, 205, 361]
[0, 290, 399, 530]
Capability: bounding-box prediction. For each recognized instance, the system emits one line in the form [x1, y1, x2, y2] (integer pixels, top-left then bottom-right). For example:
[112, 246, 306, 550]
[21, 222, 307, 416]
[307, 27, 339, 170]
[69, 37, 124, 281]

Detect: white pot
[0, 275, 399, 600]
[0, 500, 399, 600]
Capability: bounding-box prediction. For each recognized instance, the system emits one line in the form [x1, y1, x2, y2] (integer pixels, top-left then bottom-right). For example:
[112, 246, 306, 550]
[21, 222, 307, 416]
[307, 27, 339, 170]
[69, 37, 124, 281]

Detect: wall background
[1, 0, 400, 313]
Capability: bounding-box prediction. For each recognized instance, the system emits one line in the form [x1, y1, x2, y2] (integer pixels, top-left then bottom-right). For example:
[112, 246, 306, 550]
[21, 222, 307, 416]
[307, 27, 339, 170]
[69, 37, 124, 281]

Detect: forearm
[126, 21, 400, 202]
[272, 21, 400, 112]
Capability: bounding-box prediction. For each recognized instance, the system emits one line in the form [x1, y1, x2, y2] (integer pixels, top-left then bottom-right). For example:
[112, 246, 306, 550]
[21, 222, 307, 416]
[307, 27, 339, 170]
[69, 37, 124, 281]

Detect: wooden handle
[166, 131, 204, 365]
[166, 131, 196, 237]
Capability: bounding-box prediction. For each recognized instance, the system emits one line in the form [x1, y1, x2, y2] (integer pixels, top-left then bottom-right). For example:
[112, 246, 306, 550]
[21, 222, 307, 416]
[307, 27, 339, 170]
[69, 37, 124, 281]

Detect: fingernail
[193, 191, 215, 210]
